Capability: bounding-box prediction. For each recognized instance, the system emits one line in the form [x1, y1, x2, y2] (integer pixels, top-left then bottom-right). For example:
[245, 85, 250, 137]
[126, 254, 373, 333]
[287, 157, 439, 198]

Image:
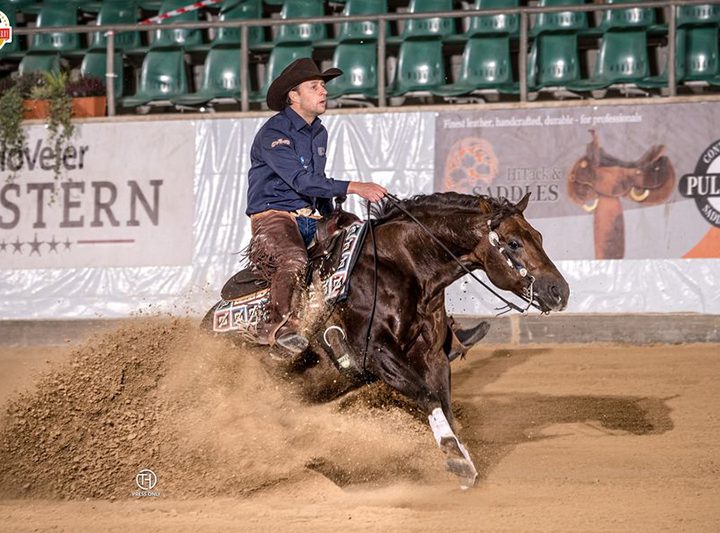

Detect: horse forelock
[372, 192, 519, 223]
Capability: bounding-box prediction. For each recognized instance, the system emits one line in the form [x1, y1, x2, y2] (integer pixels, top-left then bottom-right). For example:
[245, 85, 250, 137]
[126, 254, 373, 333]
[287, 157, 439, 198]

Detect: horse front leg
[425, 354, 478, 489]
[368, 348, 478, 489]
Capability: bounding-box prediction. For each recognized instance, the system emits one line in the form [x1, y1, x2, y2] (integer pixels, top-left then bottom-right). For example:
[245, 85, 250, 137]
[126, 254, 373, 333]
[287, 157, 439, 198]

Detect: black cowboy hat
[266, 58, 342, 111]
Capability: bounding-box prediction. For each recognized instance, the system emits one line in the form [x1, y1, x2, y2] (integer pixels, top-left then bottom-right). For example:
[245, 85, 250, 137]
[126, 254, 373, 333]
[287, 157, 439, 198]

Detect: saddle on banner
[566, 130, 675, 259]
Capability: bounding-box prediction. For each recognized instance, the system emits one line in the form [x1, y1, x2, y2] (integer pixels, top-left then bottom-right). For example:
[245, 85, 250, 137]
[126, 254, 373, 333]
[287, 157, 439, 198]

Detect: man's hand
[347, 182, 388, 203]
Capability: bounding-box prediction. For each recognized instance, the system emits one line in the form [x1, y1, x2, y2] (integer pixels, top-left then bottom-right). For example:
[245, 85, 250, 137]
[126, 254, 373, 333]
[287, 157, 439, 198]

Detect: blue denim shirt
[246, 107, 350, 216]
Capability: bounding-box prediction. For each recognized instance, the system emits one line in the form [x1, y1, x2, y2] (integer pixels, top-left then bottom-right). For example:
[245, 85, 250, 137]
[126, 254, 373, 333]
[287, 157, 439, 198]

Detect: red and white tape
[139, 0, 223, 26]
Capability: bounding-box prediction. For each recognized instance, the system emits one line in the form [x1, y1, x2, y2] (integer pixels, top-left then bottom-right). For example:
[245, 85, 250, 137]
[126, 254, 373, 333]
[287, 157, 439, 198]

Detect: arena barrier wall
[1, 101, 719, 319]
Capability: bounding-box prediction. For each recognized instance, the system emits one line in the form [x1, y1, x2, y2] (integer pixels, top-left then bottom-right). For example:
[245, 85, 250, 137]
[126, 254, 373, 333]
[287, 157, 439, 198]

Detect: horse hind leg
[428, 407, 478, 489]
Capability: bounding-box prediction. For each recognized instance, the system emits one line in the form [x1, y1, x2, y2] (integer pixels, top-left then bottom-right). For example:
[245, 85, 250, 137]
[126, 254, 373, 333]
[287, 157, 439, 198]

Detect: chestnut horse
[265, 191, 570, 489]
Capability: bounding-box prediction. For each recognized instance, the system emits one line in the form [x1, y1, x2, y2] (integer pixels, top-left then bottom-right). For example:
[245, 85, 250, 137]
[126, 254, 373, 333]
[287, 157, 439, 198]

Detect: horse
[205, 191, 570, 489]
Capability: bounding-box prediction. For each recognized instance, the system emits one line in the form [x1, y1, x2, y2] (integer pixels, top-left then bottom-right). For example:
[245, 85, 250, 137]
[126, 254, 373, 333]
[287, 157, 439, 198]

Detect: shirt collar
[284, 106, 322, 133]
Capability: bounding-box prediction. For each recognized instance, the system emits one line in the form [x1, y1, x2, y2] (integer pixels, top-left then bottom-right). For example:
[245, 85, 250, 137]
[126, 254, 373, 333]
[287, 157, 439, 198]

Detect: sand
[0, 319, 718, 532]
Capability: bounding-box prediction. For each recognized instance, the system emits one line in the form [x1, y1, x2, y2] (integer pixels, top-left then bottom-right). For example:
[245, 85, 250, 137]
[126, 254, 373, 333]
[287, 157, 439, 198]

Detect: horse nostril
[550, 284, 561, 300]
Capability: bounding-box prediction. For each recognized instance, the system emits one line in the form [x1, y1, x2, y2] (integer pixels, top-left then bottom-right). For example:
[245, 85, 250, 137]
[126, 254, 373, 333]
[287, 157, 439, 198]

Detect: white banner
[0, 121, 194, 269]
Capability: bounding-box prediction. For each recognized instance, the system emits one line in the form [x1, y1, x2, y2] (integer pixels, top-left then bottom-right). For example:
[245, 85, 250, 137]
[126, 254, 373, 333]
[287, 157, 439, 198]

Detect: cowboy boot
[444, 317, 491, 362]
[265, 271, 310, 355]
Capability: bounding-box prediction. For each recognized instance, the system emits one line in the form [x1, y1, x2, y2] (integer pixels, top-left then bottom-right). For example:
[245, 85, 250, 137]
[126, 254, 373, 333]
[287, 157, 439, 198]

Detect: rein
[383, 193, 541, 315]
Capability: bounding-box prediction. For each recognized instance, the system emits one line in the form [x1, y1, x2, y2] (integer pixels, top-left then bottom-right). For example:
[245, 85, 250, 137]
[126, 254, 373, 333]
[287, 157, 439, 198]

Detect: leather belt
[291, 207, 323, 220]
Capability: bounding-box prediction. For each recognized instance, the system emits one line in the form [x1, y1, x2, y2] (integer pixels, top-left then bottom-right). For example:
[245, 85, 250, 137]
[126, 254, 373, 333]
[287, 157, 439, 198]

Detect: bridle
[384, 193, 541, 315]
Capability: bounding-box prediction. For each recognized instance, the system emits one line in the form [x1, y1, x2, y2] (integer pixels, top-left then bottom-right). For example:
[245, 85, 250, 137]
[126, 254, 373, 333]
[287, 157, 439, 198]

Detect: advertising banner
[0, 120, 194, 269]
[435, 103, 720, 261]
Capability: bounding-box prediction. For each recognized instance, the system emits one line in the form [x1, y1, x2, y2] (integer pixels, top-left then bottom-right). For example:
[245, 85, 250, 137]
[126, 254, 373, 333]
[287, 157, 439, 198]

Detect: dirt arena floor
[0, 320, 718, 532]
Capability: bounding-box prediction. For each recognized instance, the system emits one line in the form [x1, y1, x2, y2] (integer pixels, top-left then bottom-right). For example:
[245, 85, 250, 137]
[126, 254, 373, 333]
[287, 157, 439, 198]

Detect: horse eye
[508, 239, 521, 251]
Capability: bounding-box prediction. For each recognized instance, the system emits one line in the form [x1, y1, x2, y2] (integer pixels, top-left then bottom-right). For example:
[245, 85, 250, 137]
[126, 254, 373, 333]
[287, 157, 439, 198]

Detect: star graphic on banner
[47, 235, 60, 253]
[12, 237, 24, 254]
[63, 238, 73, 250]
[29, 234, 43, 256]
[0, 240, 6, 252]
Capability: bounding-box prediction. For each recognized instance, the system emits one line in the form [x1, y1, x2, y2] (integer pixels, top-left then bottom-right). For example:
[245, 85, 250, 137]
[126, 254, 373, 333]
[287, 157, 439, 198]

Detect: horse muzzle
[530, 275, 570, 313]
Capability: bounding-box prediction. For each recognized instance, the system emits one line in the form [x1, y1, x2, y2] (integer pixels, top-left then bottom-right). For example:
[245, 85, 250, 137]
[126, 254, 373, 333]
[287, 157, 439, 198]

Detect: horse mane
[371, 191, 519, 224]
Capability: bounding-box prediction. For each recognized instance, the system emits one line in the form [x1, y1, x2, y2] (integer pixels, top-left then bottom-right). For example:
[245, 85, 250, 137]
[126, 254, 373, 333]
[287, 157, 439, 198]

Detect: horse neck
[381, 209, 486, 298]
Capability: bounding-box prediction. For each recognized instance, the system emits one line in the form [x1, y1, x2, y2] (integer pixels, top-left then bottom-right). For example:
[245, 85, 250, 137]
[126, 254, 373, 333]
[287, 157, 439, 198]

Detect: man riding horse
[246, 58, 489, 356]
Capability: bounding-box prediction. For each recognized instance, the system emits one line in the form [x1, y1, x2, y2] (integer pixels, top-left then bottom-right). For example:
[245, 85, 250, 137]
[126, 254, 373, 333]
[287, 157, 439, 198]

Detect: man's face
[289, 78, 328, 119]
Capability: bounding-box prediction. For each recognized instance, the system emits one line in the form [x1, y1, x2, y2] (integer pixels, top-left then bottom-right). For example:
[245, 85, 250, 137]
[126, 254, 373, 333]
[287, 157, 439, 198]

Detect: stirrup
[269, 316, 308, 355]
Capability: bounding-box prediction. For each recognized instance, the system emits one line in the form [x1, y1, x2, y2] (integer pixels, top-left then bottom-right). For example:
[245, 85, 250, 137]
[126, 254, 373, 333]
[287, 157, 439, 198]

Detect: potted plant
[65, 76, 107, 118]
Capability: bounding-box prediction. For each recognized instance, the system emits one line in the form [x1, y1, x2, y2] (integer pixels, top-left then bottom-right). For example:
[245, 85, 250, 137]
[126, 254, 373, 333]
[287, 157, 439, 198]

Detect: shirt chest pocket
[311, 141, 327, 172]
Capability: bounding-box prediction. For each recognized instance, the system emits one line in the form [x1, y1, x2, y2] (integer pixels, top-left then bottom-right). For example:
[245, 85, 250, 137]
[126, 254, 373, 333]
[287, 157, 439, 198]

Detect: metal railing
[9, 0, 714, 116]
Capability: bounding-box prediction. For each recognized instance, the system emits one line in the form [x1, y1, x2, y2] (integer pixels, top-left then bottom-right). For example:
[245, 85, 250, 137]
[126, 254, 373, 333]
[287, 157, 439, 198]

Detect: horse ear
[515, 192, 531, 213]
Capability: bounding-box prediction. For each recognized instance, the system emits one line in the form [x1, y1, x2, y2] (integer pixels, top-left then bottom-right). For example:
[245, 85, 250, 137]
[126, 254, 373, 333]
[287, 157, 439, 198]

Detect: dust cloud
[0, 320, 444, 500]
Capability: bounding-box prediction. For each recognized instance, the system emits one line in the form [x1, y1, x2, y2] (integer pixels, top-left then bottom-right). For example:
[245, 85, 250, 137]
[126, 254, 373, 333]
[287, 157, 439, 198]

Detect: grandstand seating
[327, 41, 378, 99]
[151, 0, 203, 49]
[81, 50, 124, 96]
[212, 0, 264, 48]
[401, 0, 456, 39]
[30, 3, 82, 54]
[172, 46, 242, 106]
[88, 1, 142, 51]
[18, 52, 60, 75]
[1, 0, 718, 113]
[466, 0, 519, 38]
[527, 0, 587, 92]
[274, 0, 327, 44]
[121, 48, 188, 107]
[567, 0, 655, 92]
[388, 38, 446, 96]
[336, 0, 388, 42]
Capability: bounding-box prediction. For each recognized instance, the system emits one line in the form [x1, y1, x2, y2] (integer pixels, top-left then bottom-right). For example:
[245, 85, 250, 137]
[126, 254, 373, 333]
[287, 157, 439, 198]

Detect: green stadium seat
[213, 0, 264, 47]
[121, 48, 188, 107]
[274, 0, 327, 44]
[528, 32, 581, 90]
[640, 25, 720, 88]
[30, 3, 82, 53]
[401, 0, 456, 39]
[433, 35, 512, 96]
[80, 50, 124, 97]
[152, 0, 203, 49]
[388, 38, 446, 96]
[531, 0, 587, 35]
[326, 41, 377, 99]
[336, 0, 388, 42]
[567, 29, 650, 91]
[88, 1, 142, 51]
[250, 45, 313, 103]
[172, 46, 243, 105]
[678, 3, 720, 26]
[466, 0, 519, 37]
[598, 0, 656, 31]
[18, 53, 60, 75]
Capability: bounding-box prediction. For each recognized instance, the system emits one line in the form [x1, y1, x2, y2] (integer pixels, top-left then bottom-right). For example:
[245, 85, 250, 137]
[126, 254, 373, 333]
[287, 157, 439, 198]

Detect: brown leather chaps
[248, 210, 308, 331]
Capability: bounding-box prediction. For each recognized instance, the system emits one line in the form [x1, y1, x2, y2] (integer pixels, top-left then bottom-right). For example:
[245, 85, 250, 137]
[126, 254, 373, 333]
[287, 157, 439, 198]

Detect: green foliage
[0, 71, 77, 183]
[0, 86, 26, 180]
[40, 72, 75, 180]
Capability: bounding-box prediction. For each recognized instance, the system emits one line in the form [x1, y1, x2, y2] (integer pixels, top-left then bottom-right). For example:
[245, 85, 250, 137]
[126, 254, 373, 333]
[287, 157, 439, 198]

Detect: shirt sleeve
[260, 126, 349, 199]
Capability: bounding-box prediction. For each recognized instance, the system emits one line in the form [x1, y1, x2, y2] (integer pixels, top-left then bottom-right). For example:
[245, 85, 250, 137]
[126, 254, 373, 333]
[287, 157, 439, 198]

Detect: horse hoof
[441, 436, 478, 488]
